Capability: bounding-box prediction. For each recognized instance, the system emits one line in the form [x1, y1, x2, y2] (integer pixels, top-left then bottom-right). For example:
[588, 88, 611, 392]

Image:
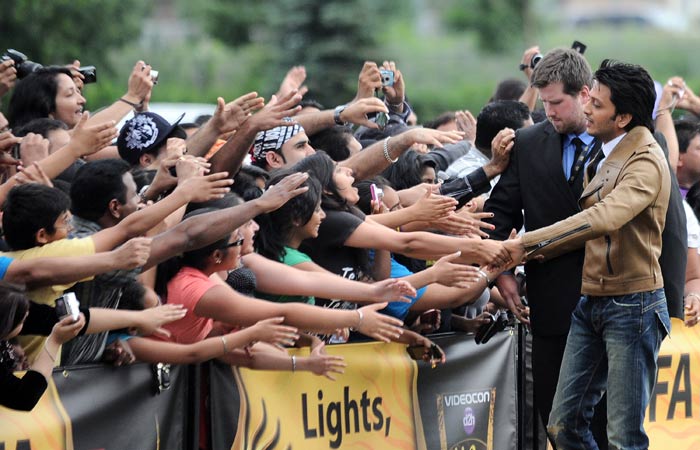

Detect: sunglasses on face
[225, 238, 244, 248]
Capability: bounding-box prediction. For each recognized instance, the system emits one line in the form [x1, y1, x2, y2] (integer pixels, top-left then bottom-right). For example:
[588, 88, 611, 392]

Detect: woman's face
[381, 186, 402, 211]
[221, 229, 244, 269]
[240, 220, 259, 255]
[52, 73, 86, 128]
[333, 165, 359, 204]
[298, 202, 326, 240]
[4, 311, 28, 340]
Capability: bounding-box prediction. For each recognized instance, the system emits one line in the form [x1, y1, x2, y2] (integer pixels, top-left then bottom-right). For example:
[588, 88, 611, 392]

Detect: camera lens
[530, 53, 543, 69]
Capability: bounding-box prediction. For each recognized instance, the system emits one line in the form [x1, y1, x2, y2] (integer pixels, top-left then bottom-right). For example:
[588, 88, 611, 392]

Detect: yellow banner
[231, 342, 426, 450]
[646, 318, 700, 449]
[0, 375, 73, 450]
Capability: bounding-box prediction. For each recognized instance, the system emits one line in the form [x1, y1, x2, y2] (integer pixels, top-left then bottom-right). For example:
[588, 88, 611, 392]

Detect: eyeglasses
[225, 238, 244, 248]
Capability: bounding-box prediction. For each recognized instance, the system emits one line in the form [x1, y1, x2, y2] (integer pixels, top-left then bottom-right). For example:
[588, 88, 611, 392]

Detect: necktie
[586, 147, 605, 180]
[567, 137, 586, 185]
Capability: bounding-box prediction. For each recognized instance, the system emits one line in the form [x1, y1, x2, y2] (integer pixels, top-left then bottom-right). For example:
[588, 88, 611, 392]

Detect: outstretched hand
[371, 278, 417, 303]
[69, 112, 118, 156]
[255, 172, 310, 212]
[356, 303, 405, 343]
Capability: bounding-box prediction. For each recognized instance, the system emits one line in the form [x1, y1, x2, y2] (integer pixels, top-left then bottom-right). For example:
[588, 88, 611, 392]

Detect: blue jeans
[547, 290, 671, 450]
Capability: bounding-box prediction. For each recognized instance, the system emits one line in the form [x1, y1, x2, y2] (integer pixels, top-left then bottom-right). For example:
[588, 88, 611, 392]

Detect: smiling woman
[7, 67, 86, 129]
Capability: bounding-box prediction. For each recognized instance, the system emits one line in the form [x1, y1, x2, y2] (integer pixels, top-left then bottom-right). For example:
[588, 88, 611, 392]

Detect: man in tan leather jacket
[506, 60, 671, 450]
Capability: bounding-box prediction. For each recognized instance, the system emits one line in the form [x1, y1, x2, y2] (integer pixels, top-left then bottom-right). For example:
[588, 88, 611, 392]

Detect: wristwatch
[334, 105, 348, 126]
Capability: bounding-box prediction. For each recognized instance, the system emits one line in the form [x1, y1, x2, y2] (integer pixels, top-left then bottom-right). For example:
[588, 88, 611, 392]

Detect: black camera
[78, 65, 97, 84]
[2, 49, 97, 84]
[2, 49, 42, 79]
[475, 310, 510, 345]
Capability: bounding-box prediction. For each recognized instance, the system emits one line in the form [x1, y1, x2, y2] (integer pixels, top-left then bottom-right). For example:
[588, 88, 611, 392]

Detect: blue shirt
[562, 132, 595, 179]
[0, 256, 13, 280]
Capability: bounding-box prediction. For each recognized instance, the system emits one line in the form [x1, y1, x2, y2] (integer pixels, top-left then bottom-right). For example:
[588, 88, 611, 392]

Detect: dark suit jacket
[485, 120, 586, 336]
[485, 121, 687, 337]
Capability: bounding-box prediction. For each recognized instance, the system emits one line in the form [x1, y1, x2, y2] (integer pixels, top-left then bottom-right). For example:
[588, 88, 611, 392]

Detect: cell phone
[55, 292, 80, 322]
[375, 111, 389, 130]
[571, 40, 587, 54]
[370, 183, 384, 205]
[379, 69, 394, 87]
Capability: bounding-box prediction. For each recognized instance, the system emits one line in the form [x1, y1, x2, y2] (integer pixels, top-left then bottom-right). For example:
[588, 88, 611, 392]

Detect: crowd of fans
[0, 44, 699, 449]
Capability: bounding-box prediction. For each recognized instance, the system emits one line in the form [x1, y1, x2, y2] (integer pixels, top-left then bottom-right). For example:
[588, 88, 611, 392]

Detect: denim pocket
[654, 308, 671, 340]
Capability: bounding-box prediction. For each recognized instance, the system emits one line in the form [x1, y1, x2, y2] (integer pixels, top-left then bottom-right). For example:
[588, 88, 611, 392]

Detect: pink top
[155, 267, 216, 344]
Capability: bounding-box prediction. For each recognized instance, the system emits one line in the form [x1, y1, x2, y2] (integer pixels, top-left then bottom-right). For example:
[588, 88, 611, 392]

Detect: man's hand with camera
[354, 61, 383, 101]
[380, 60, 405, 113]
[340, 97, 388, 129]
[123, 60, 155, 107]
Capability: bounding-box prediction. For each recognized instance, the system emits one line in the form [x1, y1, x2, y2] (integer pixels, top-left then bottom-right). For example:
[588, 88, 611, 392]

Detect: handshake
[476, 231, 527, 270]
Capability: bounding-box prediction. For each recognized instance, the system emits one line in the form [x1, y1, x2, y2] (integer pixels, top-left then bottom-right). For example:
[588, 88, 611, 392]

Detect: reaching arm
[193, 284, 404, 342]
[6, 237, 151, 288]
[243, 252, 415, 303]
[130, 317, 298, 364]
[208, 91, 302, 175]
[185, 93, 264, 157]
[344, 220, 511, 266]
[90, 172, 233, 252]
[146, 172, 310, 268]
[87, 61, 154, 127]
[341, 127, 463, 181]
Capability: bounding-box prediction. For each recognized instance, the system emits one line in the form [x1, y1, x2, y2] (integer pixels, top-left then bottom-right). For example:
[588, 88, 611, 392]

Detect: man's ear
[266, 151, 284, 169]
[139, 153, 154, 168]
[616, 113, 632, 130]
[578, 85, 591, 103]
[35, 228, 50, 245]
[108, 198, 121, 219]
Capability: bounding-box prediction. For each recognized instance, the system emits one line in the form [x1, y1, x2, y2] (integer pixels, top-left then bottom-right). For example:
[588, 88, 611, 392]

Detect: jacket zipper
[525, 224, 591, 252]
[605, 235, 614, 275]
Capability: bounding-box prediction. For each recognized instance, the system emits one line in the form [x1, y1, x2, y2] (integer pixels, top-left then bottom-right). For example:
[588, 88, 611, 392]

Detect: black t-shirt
[301, 209, 366, 310]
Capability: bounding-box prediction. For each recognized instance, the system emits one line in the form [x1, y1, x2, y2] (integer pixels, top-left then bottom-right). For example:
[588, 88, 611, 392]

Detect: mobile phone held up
[370, 183, 384, 206]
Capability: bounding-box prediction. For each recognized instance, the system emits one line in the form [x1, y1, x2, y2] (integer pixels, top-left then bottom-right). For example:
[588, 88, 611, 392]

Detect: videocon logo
[463, 407, 475, 435]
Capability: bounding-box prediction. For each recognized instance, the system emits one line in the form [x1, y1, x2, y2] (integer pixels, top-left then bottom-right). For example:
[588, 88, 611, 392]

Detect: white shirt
[683, 199, 700, 250]
[596, 132, 627, 173]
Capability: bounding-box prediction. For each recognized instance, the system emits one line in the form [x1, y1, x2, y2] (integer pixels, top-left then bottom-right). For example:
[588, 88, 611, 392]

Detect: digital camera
[379, 69, 394, 87]
[55, 292, 80, 322]
[2, 49, 42, 79]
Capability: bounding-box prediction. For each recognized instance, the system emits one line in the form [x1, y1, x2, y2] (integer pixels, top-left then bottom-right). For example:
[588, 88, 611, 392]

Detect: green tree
[443, 0, 528, 52]
[186, 0, 397, 106]
[0, 0, 150, 68]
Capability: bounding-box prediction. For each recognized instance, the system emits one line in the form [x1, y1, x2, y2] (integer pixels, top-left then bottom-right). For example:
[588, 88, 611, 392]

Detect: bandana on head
[250, 119, 303, 163]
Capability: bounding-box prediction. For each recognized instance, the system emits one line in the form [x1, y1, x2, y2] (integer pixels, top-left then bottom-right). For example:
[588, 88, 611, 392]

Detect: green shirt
[256, 247, 315, 305]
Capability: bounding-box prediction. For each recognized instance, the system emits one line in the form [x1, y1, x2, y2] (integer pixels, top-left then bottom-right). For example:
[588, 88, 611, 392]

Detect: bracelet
[291, 355, 296, 372]
[684, 292, 700, 301]
[221, 336, 228, 353]
[476, 268, 491, 285]
[655, 110, 668, 117]
[350, 309, 364, 331]
[44, 345, 56, 362]
[138, 184, 150, 203]
[383, 137, 398, 164]
[119, 97, 144, 109]
[387, 100, 404, 109]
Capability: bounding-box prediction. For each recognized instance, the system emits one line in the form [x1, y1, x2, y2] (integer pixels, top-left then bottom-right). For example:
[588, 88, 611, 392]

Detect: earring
[215, 258, 222, 264]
